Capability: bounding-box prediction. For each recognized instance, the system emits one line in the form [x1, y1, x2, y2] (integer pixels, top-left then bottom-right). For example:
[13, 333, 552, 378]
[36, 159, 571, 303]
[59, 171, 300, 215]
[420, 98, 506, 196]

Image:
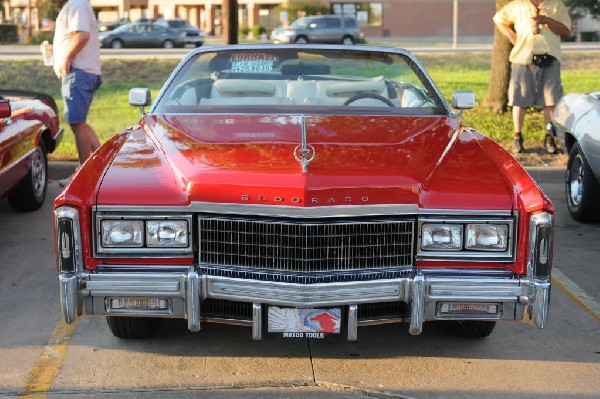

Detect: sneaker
[511, 137, 525, 154]
[543, 135, 558, 154]
[59, 174, 73, 188]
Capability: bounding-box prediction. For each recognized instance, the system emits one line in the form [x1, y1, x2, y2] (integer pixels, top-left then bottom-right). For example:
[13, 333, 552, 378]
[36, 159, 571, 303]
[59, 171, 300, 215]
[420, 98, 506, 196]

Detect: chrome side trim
[59, 274, 79, 323]
[252, 303, 262, 340]
[95, 203, 512, 219]
[529, 281, 551, 329]
[186, 269, 201, 332]
[527, 212, 554, 280]
[0, 147, 35, 178]
[347, 305, 358, 342]
[409, 274, 425, 335]
[56, 206, 84, 323]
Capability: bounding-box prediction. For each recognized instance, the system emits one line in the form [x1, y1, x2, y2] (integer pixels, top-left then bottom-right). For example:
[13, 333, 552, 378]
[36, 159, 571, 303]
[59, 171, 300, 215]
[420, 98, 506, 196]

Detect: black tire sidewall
[566, 143, 600, 222]
[8, 141, 48, 211]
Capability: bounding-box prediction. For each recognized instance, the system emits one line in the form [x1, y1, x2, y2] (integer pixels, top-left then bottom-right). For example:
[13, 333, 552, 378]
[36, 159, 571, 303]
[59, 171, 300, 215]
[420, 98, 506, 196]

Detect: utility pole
[222, 0, 238, 45]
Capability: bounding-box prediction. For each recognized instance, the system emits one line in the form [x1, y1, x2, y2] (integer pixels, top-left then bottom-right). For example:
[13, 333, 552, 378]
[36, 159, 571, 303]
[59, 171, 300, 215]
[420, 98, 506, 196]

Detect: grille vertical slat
[199, 216, 414, 273]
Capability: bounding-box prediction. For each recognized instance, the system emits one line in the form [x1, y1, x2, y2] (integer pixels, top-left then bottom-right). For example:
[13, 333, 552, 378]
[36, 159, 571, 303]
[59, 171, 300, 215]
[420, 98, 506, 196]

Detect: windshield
[154, 47, 447, 115]
[290, 17, 312, 28]
[168, 20, 192, 28]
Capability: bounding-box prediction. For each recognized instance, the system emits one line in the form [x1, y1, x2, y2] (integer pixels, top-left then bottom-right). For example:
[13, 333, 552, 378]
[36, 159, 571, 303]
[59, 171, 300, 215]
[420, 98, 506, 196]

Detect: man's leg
[70, 122, 100, 164]
[511, 106, 527, 153]
[513, 106, 526, 134]
[543, 105, 558, 154]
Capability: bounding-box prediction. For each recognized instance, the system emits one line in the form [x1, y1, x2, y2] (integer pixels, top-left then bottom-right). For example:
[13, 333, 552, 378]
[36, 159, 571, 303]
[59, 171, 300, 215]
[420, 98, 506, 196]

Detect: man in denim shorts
[51, 0, 102, 185]
[493, 0, 571, 154]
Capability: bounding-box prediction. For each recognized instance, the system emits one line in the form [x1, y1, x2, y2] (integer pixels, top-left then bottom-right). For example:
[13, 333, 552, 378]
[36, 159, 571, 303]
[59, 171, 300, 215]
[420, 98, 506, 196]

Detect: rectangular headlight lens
[146, 220, 189, 247]
[465, 224, 508, 251]
[101, 220, 144, 247]
[421, 224, 462, 251]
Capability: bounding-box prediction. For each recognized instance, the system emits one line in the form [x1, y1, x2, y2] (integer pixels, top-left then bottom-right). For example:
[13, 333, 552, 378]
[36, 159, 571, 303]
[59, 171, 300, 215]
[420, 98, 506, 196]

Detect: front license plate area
[267, 307, 342, 339]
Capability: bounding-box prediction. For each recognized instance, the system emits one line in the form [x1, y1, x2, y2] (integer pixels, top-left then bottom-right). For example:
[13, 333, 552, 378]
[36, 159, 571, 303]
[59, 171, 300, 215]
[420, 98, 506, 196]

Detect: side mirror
[451, 91, 476, 110]
[0, 100, 11, 118]
[129, 88, 151, 115]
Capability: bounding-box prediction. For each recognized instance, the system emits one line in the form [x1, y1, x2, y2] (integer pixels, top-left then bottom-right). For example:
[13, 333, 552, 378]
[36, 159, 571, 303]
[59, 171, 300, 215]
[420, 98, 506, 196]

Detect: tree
[36, 0, 60, 21]
[274, 2, 329, 24]
[565, 0, 600, 18]
[482, 0, 512, 113]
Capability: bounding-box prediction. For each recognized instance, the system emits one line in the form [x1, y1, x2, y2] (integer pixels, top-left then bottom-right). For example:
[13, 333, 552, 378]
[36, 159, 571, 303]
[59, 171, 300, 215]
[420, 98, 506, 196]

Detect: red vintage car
[55, 45, 554, 341]
[1, 90, 62, 211]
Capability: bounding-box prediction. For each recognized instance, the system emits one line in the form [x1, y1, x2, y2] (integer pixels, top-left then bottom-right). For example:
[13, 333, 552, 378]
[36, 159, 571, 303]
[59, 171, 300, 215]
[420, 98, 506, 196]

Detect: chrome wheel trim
[31, 147, 46, 198]
[569, 153, 584, 206]
[295, 37, 307, 44]
[342, 36, 354, 45]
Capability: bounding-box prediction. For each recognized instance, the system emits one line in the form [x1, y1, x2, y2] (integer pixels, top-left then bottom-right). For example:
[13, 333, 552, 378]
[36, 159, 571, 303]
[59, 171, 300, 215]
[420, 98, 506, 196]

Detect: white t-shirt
[53, 0, 101, 76]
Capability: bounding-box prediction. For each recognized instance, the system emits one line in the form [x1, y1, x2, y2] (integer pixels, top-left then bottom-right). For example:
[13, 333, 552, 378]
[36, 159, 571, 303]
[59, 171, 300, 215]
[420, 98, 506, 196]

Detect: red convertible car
[1, 90, 61, 211]
[55, 45, 554, 341]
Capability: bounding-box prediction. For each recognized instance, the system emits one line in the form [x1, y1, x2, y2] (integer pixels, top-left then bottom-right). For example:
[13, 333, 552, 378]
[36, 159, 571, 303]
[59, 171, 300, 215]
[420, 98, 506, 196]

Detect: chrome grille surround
[198, 216, 414, 274]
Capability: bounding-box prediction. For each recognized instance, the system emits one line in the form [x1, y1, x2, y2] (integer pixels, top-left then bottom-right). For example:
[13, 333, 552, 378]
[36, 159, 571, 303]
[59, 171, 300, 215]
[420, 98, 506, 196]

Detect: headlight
[147, 220, 189, 247]
[96, 213, 193, 255]
[418, 217, 515, 261]
[101, 220, 143, 247]
[421, 224, 462, 251]
[466, 224, 508, 251]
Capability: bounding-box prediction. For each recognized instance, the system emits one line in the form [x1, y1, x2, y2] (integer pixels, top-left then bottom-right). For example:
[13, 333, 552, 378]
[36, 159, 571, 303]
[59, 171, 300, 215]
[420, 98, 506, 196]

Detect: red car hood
[97, 114, 512, 210]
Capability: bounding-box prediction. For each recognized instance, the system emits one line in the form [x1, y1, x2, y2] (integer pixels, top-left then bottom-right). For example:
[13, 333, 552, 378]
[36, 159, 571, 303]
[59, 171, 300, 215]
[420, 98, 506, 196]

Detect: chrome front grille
[198, 216, 414, 273]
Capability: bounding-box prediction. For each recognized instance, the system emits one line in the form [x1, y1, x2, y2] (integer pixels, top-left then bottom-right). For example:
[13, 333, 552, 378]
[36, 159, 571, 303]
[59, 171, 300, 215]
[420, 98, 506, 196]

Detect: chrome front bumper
[59, 266, 551, 340]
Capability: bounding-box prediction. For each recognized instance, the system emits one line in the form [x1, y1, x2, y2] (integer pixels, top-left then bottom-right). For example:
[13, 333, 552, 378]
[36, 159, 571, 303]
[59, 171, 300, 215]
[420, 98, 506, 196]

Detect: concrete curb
[49, 161, 78, 181]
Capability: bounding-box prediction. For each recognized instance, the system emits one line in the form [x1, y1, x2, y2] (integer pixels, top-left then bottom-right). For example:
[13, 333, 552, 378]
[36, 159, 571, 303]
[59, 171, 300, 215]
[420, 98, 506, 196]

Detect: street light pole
[452, 0, 458, 48]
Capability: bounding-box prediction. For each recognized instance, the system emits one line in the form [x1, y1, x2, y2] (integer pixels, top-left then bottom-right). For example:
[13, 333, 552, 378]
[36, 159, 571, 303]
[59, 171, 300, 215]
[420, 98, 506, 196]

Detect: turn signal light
[437, 302, 501, 318]
[108, 298, 170, 311]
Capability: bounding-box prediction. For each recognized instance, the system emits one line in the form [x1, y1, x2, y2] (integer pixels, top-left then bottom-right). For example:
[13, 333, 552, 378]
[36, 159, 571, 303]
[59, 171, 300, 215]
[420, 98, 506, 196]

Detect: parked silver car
[553, 91, 600, 222]
[98, 22, 186, 49]
[272, 15, 359, 45]
[158, 18, 205, 47]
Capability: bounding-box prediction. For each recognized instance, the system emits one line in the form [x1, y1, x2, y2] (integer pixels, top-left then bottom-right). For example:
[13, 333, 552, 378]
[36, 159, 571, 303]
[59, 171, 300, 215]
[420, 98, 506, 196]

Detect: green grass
[1, 53, 598, 161]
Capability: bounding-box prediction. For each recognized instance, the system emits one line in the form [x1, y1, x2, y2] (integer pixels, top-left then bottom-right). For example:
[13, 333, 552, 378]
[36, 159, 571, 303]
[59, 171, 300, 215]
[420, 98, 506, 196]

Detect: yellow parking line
[19, 319, 78, 398]
[553, 267, 600, 322]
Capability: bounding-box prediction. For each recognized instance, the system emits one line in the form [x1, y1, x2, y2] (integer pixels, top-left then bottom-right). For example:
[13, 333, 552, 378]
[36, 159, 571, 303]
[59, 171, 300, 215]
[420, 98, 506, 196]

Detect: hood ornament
[294, 115, 315, 173]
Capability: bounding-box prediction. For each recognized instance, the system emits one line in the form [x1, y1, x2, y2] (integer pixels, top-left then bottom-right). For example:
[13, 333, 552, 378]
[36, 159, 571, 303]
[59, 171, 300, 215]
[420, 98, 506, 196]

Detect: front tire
[163, 40, 175, 49]
[443, 320, 496, 338]
[106, 316, 161, 339]
[566, 142, 600, 222]
[294, 35, 308, 44]
[110, 39, 124, 49]
[342, 35, 355, 45]
[8, 141, 47, 211]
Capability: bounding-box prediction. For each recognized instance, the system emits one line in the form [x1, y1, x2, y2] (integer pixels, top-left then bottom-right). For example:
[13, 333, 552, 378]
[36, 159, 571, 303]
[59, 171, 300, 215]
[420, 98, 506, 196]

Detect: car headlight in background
[465, 224, 508, 251]
[421, 224, 462, 251]
[147, 220, 188, 247]
[101, 220, 144, 247]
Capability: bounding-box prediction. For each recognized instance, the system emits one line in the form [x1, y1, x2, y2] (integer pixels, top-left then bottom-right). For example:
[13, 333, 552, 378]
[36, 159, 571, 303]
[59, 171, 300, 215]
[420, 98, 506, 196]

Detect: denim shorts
[61, 67, 102, 124]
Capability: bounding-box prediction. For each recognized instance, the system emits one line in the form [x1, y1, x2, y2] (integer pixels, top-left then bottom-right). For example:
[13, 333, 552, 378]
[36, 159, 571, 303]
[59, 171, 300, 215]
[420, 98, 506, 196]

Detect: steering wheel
[342, 92, 395, 107]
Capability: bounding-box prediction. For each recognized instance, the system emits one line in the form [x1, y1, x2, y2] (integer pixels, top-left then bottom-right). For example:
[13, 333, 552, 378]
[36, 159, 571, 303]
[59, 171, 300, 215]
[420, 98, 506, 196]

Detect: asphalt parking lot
[0, 163, 598, 399]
